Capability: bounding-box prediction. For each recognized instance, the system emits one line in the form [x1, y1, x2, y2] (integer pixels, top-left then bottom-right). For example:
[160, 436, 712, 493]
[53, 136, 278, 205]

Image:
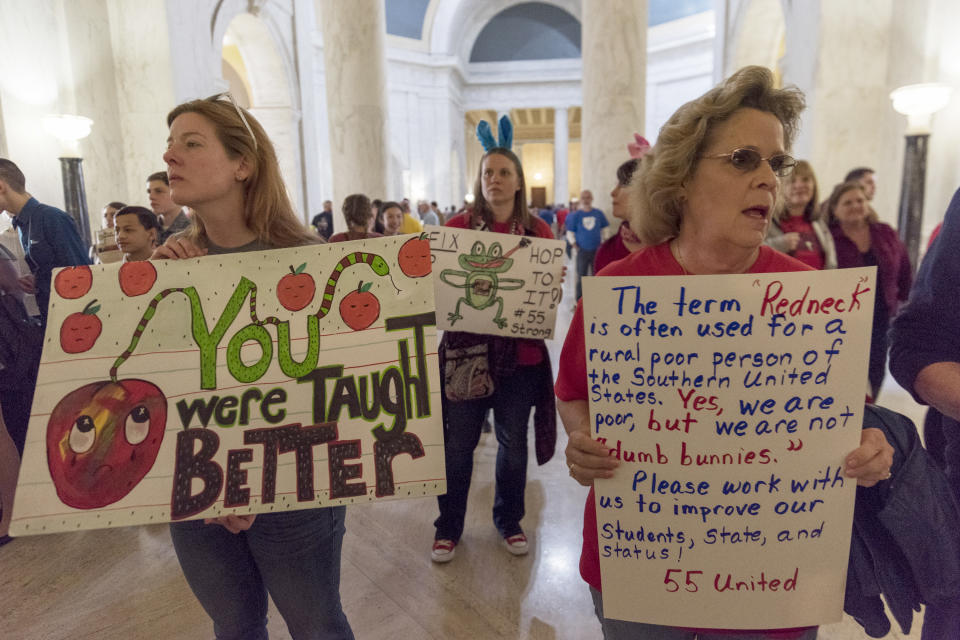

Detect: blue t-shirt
[538, 208, 556, 226]
[565, 208, 608, 251]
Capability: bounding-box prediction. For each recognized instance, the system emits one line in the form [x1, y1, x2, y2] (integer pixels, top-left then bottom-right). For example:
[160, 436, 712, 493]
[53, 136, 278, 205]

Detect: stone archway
[220, 12, 305, 217]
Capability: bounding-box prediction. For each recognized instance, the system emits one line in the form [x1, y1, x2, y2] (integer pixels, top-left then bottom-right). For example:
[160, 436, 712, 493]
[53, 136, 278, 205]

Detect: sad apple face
[118, 261, 158, 297]
[46, 379, 167, 509]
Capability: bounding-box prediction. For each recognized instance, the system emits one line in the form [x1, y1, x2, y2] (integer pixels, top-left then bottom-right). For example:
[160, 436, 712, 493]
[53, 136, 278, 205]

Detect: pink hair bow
[627, 133, 651, 159]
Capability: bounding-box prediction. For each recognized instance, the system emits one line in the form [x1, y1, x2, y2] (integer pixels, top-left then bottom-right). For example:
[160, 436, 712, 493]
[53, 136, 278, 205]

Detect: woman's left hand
[844, 427, 894, 487]
[204, 514, 256, 534]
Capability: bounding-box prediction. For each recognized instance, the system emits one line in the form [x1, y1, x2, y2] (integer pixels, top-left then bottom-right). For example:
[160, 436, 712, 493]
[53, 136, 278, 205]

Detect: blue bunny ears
[476, 115, 513, 152]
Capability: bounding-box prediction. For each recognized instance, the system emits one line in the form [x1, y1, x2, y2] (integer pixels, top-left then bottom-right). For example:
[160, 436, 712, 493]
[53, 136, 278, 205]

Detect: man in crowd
[564, 189, 608, 299]
[0, 158, 90, 324]
[115, 206, 161, 262]
[147, 171, 190, 243]
[312, 200, 334, 240]
[419, 199, 439, 227]
[845, 167, 877, 201]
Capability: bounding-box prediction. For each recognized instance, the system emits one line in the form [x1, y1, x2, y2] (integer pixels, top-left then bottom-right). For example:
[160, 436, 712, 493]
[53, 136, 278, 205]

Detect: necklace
[671, 239, 690, 275]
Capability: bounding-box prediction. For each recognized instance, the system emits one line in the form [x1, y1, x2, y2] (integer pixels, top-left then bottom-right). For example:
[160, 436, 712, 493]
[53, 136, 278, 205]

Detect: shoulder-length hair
[825, 181, 878, 226]
[470, 148, 534, 231]
[632, 66, 806, 245]
[166, 94, 316, 248]
[775, 159, 821, 223]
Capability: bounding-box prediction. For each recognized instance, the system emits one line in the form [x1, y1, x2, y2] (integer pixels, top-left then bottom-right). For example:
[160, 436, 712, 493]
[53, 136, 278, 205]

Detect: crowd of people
[1, 64, 957, 639]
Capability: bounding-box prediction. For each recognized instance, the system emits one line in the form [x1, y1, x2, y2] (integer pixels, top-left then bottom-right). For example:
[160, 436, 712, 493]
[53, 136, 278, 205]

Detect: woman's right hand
[565, 430, 618, 487]
[151, 236, 208, 260]
[781, 232, 801, 252]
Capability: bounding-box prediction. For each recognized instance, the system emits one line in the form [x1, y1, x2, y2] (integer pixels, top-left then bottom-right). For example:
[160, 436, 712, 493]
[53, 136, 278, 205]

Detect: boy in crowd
[114, 206, 160, 262]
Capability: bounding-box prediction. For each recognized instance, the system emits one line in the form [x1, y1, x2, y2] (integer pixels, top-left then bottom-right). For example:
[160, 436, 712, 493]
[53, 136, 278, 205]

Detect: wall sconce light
[890, 83, 952, 269]
[464, 193, 476, 204]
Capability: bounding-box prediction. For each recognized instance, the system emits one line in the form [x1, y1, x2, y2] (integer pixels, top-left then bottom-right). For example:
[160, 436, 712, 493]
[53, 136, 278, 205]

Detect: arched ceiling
[385, 0, 431, 39]
[468, 2, 580, 62]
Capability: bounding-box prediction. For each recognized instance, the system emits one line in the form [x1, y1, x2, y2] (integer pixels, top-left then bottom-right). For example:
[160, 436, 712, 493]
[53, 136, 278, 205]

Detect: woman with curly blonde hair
[556, 66, 894, 639]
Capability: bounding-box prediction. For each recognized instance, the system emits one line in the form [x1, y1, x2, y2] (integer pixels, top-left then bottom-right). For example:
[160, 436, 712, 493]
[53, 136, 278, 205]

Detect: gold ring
[568, 463, 576, 477]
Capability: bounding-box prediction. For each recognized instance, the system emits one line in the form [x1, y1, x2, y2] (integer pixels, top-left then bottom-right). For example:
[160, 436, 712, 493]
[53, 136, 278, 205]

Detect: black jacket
[844, 404, 960, 637]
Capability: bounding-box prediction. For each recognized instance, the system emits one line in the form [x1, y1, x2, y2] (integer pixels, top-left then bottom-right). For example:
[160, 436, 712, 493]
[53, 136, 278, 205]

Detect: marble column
[580, 0, 647, 225]
[553, 107, 569, 207]
[318, 0, 388, 227]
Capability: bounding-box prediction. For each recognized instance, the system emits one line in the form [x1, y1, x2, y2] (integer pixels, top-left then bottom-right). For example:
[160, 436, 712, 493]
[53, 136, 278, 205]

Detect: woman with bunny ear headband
[430, 114, 559, 564]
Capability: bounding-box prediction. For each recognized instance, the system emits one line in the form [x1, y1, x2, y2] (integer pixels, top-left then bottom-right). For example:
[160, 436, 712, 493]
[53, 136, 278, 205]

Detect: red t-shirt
[554, 241, 813, 637]
[778, 216, 824, 270]
[445, 213, 554, 366]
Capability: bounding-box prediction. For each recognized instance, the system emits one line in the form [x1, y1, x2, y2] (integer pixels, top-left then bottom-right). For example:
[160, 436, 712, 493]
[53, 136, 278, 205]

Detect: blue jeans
[590, 587, 818, 639]
[576, 247, 597, 300]
[169, 507, 354, 640]
[435, 367, 536, 542]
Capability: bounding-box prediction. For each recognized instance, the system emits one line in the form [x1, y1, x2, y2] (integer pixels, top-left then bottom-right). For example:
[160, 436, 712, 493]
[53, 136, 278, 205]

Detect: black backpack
[0, 250, 43, 389]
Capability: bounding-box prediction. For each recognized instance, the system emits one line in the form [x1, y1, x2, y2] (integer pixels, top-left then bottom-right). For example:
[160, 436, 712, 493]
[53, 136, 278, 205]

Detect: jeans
[435, 367, 536, 542]
[169, 507, 354, 640]
[590, 587, 818, 640]
[576, 247, 597, 300]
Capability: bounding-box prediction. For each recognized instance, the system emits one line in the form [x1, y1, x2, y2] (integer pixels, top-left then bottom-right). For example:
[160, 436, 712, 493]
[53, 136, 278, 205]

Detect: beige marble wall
[580, 0, 647, 225]
[103, 0, 176, 214]
[0, 0, 78, 212]
[0, 0, 175, 234]
[318, 0, 389, 220]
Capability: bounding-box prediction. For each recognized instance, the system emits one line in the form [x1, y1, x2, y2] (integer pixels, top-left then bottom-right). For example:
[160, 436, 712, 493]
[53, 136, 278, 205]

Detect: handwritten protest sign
[425, 225, 565, 339]
[11, 234, 444, 535]
[583, 268, 874, 629]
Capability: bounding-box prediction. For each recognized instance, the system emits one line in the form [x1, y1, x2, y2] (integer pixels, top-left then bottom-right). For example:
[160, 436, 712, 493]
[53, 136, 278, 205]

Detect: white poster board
[11, 235, 445, 535]
[425, 225, 565, 339]
[583, 268, 875, 629]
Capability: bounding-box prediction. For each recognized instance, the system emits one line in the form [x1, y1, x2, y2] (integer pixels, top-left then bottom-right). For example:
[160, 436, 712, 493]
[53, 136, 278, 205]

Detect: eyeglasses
[211, 92, 258, 151]
[702, 148, 796, 177]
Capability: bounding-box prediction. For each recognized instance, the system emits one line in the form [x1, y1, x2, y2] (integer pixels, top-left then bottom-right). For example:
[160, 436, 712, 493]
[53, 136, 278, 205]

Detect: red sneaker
[431, 539, 456, 563]
[503, 533, 529, 556]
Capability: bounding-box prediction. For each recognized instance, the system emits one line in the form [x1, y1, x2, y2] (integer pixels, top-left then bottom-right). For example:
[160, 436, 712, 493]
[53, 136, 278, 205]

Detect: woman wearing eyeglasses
[153, 95, 354, 639]
[826, 180, 912, 401]
[555, 67, 894, 639]
[765, 159, 837, 270]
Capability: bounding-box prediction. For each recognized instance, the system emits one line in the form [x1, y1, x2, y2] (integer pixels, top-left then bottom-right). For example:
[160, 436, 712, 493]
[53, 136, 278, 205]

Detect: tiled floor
[0, 253, 933, 639]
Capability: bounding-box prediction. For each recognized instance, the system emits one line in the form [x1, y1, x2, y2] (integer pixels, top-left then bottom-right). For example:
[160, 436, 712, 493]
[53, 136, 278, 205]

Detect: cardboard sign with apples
[11, 234, 445, 535]
[424, 225, 566, 339]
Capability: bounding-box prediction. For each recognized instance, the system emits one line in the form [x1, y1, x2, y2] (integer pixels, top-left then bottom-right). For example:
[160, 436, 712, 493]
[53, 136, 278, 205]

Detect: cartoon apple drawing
[398, 233, 432, 278]
[277, 263, 315, 311]
[60, 299, 102, 354]
[339, 281, 380, 331]
[118, 261, 158, 297]
[54, 265, 93, 299]
[46, 379, 167, 509]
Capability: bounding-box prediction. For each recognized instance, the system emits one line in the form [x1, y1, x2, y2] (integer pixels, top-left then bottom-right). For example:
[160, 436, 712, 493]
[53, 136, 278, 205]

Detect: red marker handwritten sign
[583, 268, 875, 629]
[11, 235, 444, 535]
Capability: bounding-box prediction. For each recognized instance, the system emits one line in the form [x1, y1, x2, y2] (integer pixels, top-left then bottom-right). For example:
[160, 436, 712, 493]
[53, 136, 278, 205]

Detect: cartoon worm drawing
[316, 251, 398, 318]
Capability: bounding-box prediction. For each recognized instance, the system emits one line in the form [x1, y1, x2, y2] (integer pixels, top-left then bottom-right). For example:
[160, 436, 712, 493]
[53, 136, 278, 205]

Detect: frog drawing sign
[426, 225, 566, 339]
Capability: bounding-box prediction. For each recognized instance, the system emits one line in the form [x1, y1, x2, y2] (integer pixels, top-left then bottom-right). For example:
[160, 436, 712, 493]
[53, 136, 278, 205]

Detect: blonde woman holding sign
[554, 67, 894, 639]
[153, 94, 354, 640]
